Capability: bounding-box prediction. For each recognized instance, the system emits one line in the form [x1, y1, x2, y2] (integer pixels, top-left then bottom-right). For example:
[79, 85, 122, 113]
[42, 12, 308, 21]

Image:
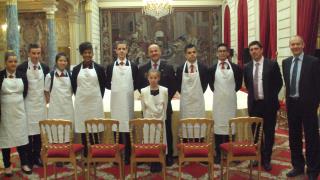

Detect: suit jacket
[282, 54, 320, 111]
[71, 61, 107, 97]
[208, 61, 243, 92]
[17, 61, 50, 82]
[244, 58, 283, 114]
[0, 69, 28, 98]
[105, 60, 139, 90]
[176, 61, 209, 93]
[137, 60, 177, 113]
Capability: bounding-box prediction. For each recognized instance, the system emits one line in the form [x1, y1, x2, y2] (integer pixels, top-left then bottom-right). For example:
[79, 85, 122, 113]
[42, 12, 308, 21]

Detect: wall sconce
[1, 23, 21, 32]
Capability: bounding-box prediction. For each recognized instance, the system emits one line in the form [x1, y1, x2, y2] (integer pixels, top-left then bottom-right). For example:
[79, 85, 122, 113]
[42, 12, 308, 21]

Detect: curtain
[237, 0, 248, 67]
[259, 0, 277, 60]
[224, 5, 231, 47]
[297, 0, 320, 55]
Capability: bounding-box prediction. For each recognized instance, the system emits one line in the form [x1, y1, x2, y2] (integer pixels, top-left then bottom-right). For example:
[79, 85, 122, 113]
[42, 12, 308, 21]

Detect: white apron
[180, 62, 206, 138]
[74, 64, 104, 133]
[47, 72, 74, 142]
[212, 62, 237, 135]
[110, 61, 134, 132]
[0, 78, 29, 148]
[141, 86, 167, 149]
[25, 65, 47, 135]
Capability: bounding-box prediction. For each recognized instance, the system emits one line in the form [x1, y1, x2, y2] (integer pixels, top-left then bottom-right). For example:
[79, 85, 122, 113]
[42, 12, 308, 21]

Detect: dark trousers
[249, 100, 277, 164]
[119, 132, 131, 162]
[215, 134, 229, 158]
[165, 111, 173, 158]
[81, 133, 99, 157]
[2, 145, 29, 168]
[27, 134, 41, 165]
[287, 97, 320, 174]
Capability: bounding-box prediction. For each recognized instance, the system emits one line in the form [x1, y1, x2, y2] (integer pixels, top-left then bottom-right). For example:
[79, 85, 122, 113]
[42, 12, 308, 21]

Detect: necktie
[190, 64, 194, 73]
[33, 65, 38, 70]
[60, 73, 65, 77]
[253, 63, 260, 100]
[153, 63, 158, 70]
[8, 75, 14, 78]
[290, 58, 300, 96]
[220, 62, 225, 69]
[119, 61, 124, 66]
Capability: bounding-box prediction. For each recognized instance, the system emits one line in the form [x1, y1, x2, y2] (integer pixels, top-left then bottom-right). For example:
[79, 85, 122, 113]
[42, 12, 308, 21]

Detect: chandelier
[142, 0, 173, 20]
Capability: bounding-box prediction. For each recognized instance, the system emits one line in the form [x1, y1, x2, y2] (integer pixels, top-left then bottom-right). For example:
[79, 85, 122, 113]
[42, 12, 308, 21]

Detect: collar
[253, 56, 264, 65]
[293, 52, 304, 62]
[28, 59, 40, 67]
[56, 69, 67, 75]
[116, 58, 129, 66]
[151, 59, 161, 66]
[186, 60, 198, 67]
[6, 70, 16, 78]
[218, 59, 229, 64]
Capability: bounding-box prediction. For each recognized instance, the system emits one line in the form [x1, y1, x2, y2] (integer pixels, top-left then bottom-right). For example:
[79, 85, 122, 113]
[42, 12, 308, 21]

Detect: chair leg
[94, 162, 97, 178]
[53, 162, 57, 180]
[43, 162, 47, 180]
[249, 160, 253, 178]
[119, 160, 124, 180]
[130, 160, 134, 180]
[208, 161, 212, 180]
[178, 161, 182, 180]
[87, 159, 91, 180]
[220, 154, 223, 180]
[258, 159, 261, 180]
[162, 160, 166, 180]
[226, 159, 229, 180]
[73, 160, 78, 180]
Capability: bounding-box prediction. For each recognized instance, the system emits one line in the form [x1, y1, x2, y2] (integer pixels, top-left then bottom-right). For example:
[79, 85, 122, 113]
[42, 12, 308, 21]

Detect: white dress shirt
[252, 57, 264, 99]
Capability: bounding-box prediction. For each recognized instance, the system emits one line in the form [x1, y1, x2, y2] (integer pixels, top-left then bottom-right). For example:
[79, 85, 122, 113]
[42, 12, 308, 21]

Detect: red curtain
[224, 5, 231, 47]
[297, 0, 320, 55]
[237, 0, 248, 68]
[259, 0, 277, 60]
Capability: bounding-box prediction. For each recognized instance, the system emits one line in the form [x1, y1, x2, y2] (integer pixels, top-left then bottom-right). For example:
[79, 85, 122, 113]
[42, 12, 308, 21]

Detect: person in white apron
[208, 43, 243, 164]
[0, 52, 32, 176]
[140, 69, 168, 172]
[44, 53, 74, 143]
[176, 44, 209, 139]
[17, 44, 50, 168]
[71, 42, 107, 157]
[106, 41, 138, 164]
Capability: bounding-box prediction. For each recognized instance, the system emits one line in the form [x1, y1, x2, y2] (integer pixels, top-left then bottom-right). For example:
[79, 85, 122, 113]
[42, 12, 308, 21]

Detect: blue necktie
[290, 58, 300, 96]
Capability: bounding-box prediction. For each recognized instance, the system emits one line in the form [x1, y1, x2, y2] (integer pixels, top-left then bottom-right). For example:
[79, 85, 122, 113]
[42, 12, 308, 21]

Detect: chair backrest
[130, 118, 164, 145]
[84, 118, 119, 145]
[229, 117, 263, 150]
[39, 119, 73, 146]
[178, 118, 214, 143]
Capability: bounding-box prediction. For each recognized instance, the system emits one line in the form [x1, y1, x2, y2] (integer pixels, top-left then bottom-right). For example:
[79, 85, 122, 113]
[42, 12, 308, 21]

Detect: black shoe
[263, 162, 272, 171]
[33, 158, 43, 167]
[21, 165, 32, 175]
[4, 167, 13, 177]
[251, 160, 259, 167]
[166, 156, 174, 166]
[307, 173, 319, 180]
[214, 156, 221, 164]
[286, 169, 304, 177]
[150, 163, 162, 173]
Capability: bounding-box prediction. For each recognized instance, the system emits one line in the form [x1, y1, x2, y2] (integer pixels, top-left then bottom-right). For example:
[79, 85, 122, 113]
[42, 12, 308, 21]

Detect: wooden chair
[129, 118, 166, 180]
[176, 118, 214, 180]
[85, 118, 125, 180]
[220, 117, 263, 180]
[39, 119, 84, 180]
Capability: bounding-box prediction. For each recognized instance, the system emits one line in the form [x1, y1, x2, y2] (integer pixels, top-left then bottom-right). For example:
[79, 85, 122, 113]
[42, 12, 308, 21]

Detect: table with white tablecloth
[103, 88, 248, 156]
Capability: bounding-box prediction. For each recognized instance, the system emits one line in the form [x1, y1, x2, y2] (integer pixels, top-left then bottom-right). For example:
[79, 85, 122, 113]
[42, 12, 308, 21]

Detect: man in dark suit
[106, 41, 138, 164]
[282, 36, 320, 180]
[243, 41, 283, 171]
[137, 44, 177, 169]
[208, 43, 243, 164]
[17, 44, 50, 168]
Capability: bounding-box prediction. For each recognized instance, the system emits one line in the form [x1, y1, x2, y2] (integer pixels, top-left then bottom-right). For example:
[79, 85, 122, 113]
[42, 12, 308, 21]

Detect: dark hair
[79, 42, 93, 54]
[28, 43, 40, 52]
[217, 43, 229, 51]
[4, 51, 17, 61]
[115, 40, 128, 49]
[184, 44, 196, 53]
[248, 41, 263, 49]
[55, 52, 69, 63]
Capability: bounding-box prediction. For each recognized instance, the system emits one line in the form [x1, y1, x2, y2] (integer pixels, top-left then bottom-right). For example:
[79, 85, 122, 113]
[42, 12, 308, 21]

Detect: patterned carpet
[0, 128, 317, 180]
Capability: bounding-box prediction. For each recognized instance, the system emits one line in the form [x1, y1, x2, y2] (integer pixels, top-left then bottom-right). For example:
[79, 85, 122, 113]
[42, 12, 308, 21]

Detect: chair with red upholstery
[85, 119, 125, 180]
[39, 119, 84, 180]
[129, 119, 166, 180]
[220, 117, 263, 180]
[176, 118, 214, 180]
